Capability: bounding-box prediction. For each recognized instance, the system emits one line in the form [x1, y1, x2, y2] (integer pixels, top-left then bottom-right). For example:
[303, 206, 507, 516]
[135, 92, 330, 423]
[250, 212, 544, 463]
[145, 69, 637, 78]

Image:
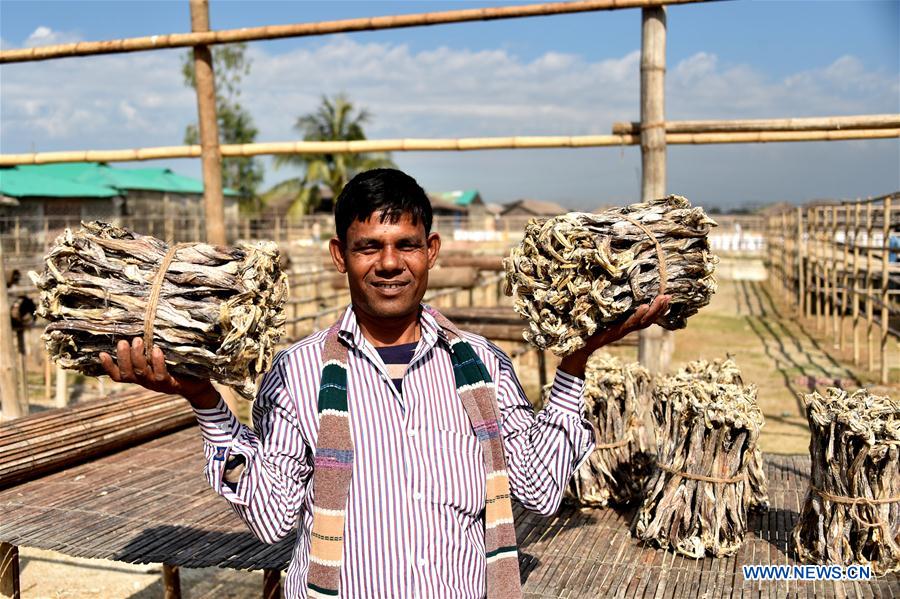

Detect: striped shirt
[192, 304, 595, 598]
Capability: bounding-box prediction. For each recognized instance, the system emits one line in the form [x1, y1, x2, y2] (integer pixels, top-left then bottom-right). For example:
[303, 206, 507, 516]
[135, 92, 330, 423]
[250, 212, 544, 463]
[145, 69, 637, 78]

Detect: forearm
[193, 397, 309, 543]
[502, 371, 595, 515]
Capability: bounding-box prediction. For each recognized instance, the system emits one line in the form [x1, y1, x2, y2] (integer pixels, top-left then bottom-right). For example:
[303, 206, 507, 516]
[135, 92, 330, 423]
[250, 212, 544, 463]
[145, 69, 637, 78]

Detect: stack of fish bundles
[30, 221, 288, 400]
[792, 388, 900, 575]
[635, 357, 764, 558]
[565, 352, 655, 507]
[503, 195, 718, 356]
[679, 357, 769, 510]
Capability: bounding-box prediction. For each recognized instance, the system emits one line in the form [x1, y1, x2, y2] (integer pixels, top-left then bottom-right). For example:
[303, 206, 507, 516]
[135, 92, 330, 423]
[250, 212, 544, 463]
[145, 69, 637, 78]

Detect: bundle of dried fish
[565, 352, 655, 507]
[634, 357, 764, 558]
[503, 195, 718, 356]
[792, 388, 900, 576]
[678, 357, 769, 510]
[30, 222, 288, 399]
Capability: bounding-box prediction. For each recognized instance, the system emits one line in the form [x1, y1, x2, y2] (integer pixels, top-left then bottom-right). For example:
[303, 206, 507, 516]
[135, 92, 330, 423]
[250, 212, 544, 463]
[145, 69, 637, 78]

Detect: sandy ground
[10, 275, 899, 597]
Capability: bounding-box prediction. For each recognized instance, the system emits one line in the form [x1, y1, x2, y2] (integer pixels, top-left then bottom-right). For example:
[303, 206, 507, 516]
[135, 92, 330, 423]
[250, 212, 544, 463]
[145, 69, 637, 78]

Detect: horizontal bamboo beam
[0, 0, 708, 64]
[612, 114, 900, 134]
[2, 128, 897, 166]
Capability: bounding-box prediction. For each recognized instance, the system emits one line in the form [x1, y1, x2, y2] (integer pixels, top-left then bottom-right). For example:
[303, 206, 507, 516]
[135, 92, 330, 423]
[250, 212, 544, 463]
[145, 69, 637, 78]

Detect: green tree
[182, 43, 264, 207]
[267, 94, 396, 216]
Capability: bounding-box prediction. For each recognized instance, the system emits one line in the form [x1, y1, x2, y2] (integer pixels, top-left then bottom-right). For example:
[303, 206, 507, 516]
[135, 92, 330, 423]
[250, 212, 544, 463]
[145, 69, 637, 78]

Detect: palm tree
[266, 94, 396, 215]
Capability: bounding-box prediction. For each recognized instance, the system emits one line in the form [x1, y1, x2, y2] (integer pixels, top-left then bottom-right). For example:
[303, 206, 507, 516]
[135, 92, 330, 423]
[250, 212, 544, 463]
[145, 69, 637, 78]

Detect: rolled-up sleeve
[192, 355, 312, 544]
[493, 351, 595, 516]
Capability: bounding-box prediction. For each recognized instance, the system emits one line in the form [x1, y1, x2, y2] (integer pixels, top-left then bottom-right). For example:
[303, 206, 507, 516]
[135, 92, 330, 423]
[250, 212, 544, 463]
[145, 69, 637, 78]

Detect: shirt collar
[336, 303, 449, 350]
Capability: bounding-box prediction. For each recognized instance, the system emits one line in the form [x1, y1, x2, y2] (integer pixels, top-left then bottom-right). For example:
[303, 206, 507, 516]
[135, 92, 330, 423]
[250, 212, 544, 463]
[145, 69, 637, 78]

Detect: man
[100, 168, 668, 598]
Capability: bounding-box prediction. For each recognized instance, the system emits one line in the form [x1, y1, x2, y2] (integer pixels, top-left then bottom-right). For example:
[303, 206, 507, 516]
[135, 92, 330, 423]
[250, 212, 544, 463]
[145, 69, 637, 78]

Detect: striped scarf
[306, 306, 522, 598]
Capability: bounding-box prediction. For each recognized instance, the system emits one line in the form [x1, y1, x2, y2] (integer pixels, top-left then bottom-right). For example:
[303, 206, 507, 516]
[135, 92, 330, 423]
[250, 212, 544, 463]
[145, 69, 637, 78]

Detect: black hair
[333, 168, 432, 243]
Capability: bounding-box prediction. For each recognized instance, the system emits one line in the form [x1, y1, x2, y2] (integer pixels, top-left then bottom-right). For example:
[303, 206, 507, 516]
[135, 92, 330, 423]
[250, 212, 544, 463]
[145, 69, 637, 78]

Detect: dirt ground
[11, 274, 900, 597]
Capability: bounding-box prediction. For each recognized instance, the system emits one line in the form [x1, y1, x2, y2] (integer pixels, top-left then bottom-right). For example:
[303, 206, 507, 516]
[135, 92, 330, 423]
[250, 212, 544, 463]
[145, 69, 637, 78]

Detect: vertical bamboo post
[13, 218, 20, 255]
[797, 206, 805, 317]
[163, 564, 181, 599]
[55, 366, 68, 408]
[813, 208, 822, 329]
[0, 542, 20, 599]
[866, 202, 875, 372]
[190, 0, 226, 247]
[537, 349, 548, 390]
[44, 351, 52, 400]
[831, 205, 839, 346]
[637, 5, 668, 375]
[808, 208, 816, 322]
[263, 569, 281, 599]
[0, 242, 26, 421]
[782, 210, 790, 304]
[839, 204, 849, 350]
[880, 196, 891, 384]
[15, 329, 27, 407]
[852, 202, 861, 365]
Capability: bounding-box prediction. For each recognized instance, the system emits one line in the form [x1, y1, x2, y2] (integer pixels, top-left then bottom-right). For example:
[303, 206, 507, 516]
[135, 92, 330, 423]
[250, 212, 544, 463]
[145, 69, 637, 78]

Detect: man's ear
[426, 232, 441, 269]
[329, 237, 347, 274]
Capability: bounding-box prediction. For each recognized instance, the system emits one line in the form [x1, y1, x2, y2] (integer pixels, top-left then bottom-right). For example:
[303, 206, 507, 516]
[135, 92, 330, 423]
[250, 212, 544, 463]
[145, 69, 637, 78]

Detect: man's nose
[377, 246, 403, 272]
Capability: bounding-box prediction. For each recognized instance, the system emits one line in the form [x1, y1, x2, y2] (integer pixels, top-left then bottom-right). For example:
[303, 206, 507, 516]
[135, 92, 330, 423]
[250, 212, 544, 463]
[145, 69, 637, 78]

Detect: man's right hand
[99, 338, 220, 409]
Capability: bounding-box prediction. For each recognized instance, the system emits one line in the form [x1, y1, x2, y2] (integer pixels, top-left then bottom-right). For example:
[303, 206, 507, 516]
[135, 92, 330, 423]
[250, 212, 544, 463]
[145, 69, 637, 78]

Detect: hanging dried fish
[564, 352, 655, 507]
[503, 195, 718, 356]
[792, 388, 900, 576]
[30, 222, 288, 400]
[634, 357, 764, 558]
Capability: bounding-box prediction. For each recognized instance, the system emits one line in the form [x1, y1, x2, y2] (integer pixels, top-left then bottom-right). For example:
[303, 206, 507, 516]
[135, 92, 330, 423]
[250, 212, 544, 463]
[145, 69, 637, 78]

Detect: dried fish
[565, 352, 655, 507]
[792, 388, 900, 576]
[634, 357, 764, 558]
[503, 195, 718, 356]
[30, 222, 288, 399]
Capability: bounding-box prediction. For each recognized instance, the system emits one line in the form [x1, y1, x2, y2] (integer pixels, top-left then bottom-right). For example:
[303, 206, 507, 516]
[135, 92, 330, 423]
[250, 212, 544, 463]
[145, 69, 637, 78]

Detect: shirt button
[407, 429, 417, 438]
[417, 558, 427, 567]
[413, 491, 423, 501]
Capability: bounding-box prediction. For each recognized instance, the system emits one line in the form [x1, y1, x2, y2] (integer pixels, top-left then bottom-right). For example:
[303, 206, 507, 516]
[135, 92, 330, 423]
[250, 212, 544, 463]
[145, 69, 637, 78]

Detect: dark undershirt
[374, 341, 418, 393]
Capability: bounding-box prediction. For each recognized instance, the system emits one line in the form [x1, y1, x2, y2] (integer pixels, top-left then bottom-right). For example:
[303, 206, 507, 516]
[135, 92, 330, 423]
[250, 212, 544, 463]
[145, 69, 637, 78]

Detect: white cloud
[24, 26, 83, 47]
[1, 37, 896, 208]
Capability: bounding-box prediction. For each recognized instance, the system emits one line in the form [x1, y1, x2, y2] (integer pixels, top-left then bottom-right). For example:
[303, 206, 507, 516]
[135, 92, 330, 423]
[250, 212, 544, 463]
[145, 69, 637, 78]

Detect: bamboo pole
[637, 5, 668, 375]
[0, 0, 707, 64]
[0, 242, 26, 421]
[263, 569, 281, 599]
[612, 113, 900, 134]
[839, 204, 849, 350]
[798, 206, 806, 317]
[190, 0, 226, 247]
[830, 205, 839, 346]
[163, 564, 181, 599]
[781, 210, 789, 304]
[866, 202, 875, 372]
[55, 365, 68, 409]
[814, 208, 823, 330]
[852, 202, 861, 365]
[3, 129, 898, 166]
[880, 197, 891, 384]
[0, 542, 19, 599]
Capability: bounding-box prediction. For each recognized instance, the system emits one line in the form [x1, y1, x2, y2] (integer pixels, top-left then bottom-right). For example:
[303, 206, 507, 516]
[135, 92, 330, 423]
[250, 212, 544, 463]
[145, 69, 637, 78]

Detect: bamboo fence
[3, 128, 898, 166]
[0, 0, 706, 64]
[765, 192, 900, 384]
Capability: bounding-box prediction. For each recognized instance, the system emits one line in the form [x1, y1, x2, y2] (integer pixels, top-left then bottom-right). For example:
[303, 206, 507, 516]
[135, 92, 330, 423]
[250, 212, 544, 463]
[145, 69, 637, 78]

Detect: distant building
[0, 162, 239, 229]
[434, 190, 486, 217]
[501, 198, 569, 217]
[428, 194, 469, 218]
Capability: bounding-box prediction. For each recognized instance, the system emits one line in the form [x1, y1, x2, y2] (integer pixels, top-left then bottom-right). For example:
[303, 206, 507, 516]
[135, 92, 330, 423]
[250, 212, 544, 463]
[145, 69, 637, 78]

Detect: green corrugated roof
[0, 167, 119, 198]
[13, 162, 237, 196]
[437, 190, 480, 206]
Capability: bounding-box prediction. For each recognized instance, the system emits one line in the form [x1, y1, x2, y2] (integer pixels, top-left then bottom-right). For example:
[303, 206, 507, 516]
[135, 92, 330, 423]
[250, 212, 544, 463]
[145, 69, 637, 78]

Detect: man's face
[330, 211, 441, 322]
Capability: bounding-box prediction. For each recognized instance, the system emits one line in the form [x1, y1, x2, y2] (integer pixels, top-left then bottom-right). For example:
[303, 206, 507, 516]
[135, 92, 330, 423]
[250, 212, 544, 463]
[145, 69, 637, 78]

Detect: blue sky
[1, 0, 898, 210]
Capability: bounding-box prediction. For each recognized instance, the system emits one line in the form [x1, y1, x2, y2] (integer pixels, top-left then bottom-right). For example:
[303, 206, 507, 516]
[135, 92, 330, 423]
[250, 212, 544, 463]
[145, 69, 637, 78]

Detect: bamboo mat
[1, 428, 897, 596]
